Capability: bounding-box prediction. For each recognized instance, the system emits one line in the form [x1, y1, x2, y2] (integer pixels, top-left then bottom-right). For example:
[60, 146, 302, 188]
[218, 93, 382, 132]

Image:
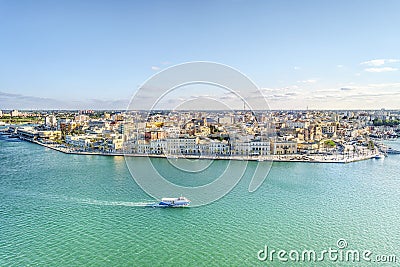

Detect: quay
[29, 138, 377, 164]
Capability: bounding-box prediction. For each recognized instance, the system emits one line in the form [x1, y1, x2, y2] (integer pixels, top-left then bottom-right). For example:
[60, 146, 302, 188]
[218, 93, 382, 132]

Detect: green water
[1, 136, 400, 266]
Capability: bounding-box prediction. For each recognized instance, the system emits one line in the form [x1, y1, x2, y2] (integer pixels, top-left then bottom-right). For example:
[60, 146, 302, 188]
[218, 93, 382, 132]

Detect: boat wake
[66, 197, 154, 207]
[5, 191, 154, 207]
[6, 190, 154, 207]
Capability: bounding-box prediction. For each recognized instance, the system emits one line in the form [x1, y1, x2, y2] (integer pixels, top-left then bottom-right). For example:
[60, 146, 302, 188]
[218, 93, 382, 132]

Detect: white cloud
[258, 81, 400, 109]
[361, 59, 386, 66]
[151, 66, 160, 71]
[360, 59, 399, 66]
[387, 59, 400, 63]
[364, 67, 398, 73]
[337, 65, 344, 68]
[297, 79, 317, 84]
[367, 82, 400, 88]
[294, 66, 300, 70]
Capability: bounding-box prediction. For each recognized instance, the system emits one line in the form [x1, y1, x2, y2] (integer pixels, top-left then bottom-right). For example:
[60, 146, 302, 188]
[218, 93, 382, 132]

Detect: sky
[0, 0, 399, 110]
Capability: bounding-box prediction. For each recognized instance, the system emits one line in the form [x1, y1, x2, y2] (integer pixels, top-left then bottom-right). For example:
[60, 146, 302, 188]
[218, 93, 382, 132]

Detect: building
[145, 130, 167, 141]
[74, 114, 89, 124]
[165, 126, 181, 138]
[58, 119, 78, 133]
[270, 140, 298, 155]
[285, 120, 309, 129]
[137, 140, 150, 154]
[108, 138, 123, 151]
[194, 125, 211, 137]
[150, 139, 167, 154]
[112, 113, 124, 121]
[322, 124, 337, 138]
[11, 110, 19, 117]
[17, 127, 38, 140]
[65, 135, 91, 147]
[297, 142, 319, 154]
[250, 140, 270, 156]
[89, 120, 109, 129]
[103, 112, 111, 120]
[165, 138, 197, 155]
[38, 130, 62, 141]
[232, 141, 250, 156]
[45, 115, 57, 127]
[314, 126, 323, 140]
[218, 115, 234, 125]
[209, 140, 230, 155]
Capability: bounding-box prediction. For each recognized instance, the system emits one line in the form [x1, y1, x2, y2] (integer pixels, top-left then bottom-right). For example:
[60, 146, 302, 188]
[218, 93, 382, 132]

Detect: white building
[285, 120, 309, 129]
[232, 141, 250, 156]
[209, 140, 230, 155]
[137, 140, 150, 154]
[150, 139, 167, 154]
[250, 140, 270, 156]
[45, 115, 57, 127]
[165, 126, 181, 138]
[65, 135, 91, 148]
[165, 138, 197, 155]
[11, 110, 19, 117]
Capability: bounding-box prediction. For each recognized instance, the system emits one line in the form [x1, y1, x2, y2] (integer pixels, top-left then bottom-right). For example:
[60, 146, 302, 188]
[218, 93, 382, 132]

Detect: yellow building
[297, 142, 319, 153]
[109, 138, 124, 150]
[195, 126, 211, 137]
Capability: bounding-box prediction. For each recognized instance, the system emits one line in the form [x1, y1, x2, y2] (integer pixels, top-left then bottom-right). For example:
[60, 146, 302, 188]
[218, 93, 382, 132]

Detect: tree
[368, 141, 374, 150]
[324, 140, 336, 148]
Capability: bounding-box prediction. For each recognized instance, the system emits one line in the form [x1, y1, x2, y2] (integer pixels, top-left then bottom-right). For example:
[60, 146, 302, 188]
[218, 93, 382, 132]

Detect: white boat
[373, 154, 385, 159]
[150, 196, 191, 208]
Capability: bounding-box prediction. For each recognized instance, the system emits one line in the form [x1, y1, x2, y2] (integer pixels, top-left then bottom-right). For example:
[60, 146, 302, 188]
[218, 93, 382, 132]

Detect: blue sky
[0, 0, 399, 109]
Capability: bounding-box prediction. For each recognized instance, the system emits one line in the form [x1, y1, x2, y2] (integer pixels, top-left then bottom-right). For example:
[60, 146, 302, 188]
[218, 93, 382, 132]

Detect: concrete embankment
[31, 140, 375, 163]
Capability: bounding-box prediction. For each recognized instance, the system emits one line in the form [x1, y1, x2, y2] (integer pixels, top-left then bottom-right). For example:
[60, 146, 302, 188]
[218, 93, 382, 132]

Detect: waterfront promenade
[2, 109, 398, 165]
[33, 140, 377, 164]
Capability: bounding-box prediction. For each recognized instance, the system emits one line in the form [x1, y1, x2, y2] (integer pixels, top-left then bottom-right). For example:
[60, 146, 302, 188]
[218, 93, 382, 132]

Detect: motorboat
[150, 196, 191, 208]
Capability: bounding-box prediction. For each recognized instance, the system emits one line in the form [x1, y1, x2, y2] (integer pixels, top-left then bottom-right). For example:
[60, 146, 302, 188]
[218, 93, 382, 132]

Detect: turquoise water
[1, 136, 400, 266]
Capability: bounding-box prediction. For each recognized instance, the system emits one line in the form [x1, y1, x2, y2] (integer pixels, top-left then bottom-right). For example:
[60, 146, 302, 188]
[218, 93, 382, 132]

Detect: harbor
[1, 109, 399, 165]
[0, 130, 386, 164]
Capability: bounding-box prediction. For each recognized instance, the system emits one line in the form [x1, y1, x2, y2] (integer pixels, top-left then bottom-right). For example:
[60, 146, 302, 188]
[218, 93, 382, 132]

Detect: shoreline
[31, 139, 378, 164]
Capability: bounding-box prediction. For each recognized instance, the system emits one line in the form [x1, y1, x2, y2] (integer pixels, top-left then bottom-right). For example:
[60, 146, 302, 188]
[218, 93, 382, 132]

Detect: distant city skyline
[1, 0, 400, 110]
